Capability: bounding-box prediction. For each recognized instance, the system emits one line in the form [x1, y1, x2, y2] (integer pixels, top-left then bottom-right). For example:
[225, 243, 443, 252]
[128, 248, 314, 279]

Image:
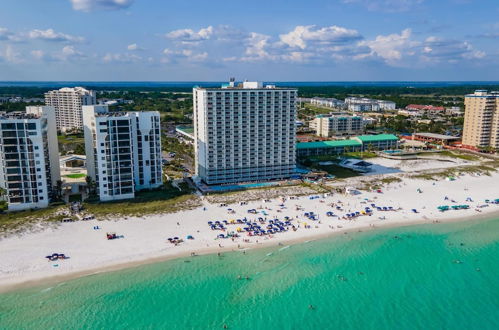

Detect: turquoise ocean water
[1, 217, 499, 329]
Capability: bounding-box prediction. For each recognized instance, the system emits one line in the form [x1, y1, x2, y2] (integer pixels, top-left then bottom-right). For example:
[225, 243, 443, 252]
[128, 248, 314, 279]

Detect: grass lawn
[58, 135, 84, 145]
[84, 182, 200, 218]
[64, 173, 87, 179]
[344, 151, 378, 159]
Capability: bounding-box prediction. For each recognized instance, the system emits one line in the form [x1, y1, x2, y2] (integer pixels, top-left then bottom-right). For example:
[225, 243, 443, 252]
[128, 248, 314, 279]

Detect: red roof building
[406, 104, 445, 112]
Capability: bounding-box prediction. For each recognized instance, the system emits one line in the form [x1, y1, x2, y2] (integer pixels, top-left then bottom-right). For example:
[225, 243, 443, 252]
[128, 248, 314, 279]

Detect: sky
[0, 0, 498, 81]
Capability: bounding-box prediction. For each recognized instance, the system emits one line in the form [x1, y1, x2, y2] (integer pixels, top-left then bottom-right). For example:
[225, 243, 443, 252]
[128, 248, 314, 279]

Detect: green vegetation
[410, 163, 497, 180]
[378, 115, 448, 134]
[0, 101, 44, 113]
[313, 163, 360, 178]
[83, 182, 200, 218]
[344, 151, 377, 159]
[0, 206, 67, 234]
[426, 150, 480, 161]
[298, 103, 335, 120]
[105, 91, 193, 123]
[58, 133, 85, 155]
[64, 173, 87, 179]
[380, 177, 402, 184]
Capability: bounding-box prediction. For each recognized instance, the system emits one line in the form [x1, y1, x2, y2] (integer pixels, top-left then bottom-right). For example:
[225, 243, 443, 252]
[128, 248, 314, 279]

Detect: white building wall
[26, 106, 61, 186]
[83, 106, 162, 201]
[0, 109, 60, 211]
[194, 84, 297, 185]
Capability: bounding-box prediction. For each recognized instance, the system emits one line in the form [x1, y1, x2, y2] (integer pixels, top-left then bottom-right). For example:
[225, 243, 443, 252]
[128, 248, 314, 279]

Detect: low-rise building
[406, 104, 445, 117]
[296, 134, 399, 157]
[313, 114, 364, 137]
[445, 107, 463, 116]
[353, 134, 399, 150]
[310, 97, 345, 109]
[345, 97, 396, 112]
[83, 105, 162, 201]
[0, 107, 60, 211]
[412, 132, 460, 146]
[297, 139, 362, 157]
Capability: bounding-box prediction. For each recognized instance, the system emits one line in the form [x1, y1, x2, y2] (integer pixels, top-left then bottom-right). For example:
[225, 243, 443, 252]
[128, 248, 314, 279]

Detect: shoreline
[1, 209, 498, 294]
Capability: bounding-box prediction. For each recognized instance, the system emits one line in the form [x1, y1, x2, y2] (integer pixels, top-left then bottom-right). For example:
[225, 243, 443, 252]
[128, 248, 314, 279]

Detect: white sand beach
[1, 170, 498, 292]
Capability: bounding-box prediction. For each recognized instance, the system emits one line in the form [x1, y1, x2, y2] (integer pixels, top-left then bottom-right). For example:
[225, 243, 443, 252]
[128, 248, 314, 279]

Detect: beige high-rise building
[45, 87, 96, 132]
[462, 90, 499, 150]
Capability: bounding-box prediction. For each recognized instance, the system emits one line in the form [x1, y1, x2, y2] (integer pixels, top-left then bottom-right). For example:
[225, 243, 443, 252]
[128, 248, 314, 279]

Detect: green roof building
[296, 134, 399, 157]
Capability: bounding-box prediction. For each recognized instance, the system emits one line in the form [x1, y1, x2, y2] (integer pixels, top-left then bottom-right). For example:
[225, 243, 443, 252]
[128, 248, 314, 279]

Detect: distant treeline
[1, 84, 499, 98]
[295, 85, 499, 98]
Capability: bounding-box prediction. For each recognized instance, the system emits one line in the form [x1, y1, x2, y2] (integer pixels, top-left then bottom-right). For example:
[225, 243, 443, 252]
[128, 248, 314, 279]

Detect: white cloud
[0, 27, 14, 41]
[279, 25, 362, 49]
[343, 0, 424, 12]
[359, 28, 419, 65]
[421, 37, 485, 62]
[103, 52, 142, 63]
[69, 0, 133, 12]
[0, 45, 23, 63]
[127, 43, 144, 51]
[359, 29, 486, 66]
[30, 50, 46, 60]
[162, 48, 208, 62]
[165, 26, 214, 42]
[28, 29, 84, 43]
[54, 46, 87, 61]
[240, 32, 276, 62]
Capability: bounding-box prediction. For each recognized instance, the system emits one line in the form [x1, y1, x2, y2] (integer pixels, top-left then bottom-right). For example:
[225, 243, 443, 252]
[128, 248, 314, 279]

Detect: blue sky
[0, 0, 498, 81]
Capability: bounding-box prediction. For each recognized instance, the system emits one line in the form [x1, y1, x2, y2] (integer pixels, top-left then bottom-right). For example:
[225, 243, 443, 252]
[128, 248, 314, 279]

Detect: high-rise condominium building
[0, 106, 60, 211]
[83, 105, 162, 201]
[45, 87, 96, 132]
[314, 114, 365, 137]
[462, 90, 499, 150]
[193, 81, 297, 185]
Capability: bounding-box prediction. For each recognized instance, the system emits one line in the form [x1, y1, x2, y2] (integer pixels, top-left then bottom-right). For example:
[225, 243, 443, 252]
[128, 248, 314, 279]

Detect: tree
[74, 143, 86, 155]
[85, 176, 97, 197]
[54, 180, 63, 201]
[0, 187, 8, 212]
